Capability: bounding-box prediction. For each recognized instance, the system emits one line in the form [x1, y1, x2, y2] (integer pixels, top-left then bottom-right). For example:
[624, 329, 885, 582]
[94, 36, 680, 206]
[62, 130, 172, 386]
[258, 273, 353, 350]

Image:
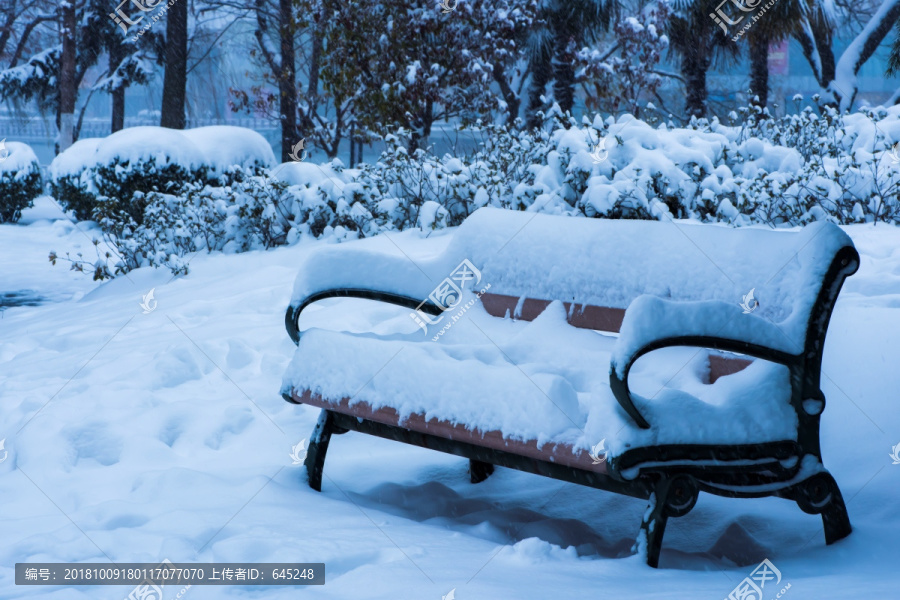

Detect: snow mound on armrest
[612, 296, 801, 378]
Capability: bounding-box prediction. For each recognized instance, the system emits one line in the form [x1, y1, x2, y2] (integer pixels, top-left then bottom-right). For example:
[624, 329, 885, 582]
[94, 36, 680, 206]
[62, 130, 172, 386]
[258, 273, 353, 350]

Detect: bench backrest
[442, 208, 856, 354]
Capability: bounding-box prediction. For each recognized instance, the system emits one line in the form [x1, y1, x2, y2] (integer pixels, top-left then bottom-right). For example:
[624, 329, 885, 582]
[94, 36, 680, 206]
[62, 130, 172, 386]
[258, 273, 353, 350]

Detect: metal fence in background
[0, 115, 279, 143]
[0, 115, 281, 165]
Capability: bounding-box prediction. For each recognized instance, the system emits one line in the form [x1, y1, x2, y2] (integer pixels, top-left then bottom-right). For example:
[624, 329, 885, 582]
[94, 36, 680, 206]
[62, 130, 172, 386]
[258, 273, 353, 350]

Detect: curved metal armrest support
[610, 335, 801, 429]
[285, 289, 444, 344]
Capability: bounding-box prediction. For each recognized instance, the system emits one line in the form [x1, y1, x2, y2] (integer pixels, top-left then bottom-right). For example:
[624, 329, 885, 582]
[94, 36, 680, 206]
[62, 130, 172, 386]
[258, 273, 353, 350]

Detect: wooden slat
[480, 292, 751, 381]
[709, 355, 753, 384]
[480, 293, 625, 332]
[292, 389, 608, 474]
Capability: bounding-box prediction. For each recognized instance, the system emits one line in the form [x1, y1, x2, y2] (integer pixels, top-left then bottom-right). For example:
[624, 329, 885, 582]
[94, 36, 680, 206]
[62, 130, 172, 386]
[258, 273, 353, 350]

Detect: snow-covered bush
[181, 126, 276, 183]
[48, 137, 102, 221]
[348, 126, 556, 229]
[0, 141, 43, 223]
[83, 168, 290, 276]
[50, 129, 206, 223]
[726, 101, 900, 224]
[49, 126, 275, 222]
[339, 104, 900, 227]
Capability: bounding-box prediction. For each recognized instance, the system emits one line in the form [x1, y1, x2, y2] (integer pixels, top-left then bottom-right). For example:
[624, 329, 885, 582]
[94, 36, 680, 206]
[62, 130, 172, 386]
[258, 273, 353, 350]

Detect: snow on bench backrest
[444, 208, 854, 350]
[289, 208, 854, 353]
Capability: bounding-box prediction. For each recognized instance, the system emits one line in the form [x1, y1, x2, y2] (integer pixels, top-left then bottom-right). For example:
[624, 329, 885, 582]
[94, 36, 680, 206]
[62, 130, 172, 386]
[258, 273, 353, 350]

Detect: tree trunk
[526, 52, 552, 129]
[301, 11, 322, 136]
[407, 130, 421, 154]
[349, 121, 356, 167]
[161, 0, 189, 129]
[833, 0, 900, 109]
[58, 1, 77, 152]
[277, 0, 297, 162]
[748, 34, 770, 108]
[492, 63, 520, 127]
[0, 0, 17, 58]
[110, 42, 126, 133]
[681, 36, 709, 118]
[812, 19, 835, 88]
[407, 99, 433, 153]
[551, 19, 576, 116]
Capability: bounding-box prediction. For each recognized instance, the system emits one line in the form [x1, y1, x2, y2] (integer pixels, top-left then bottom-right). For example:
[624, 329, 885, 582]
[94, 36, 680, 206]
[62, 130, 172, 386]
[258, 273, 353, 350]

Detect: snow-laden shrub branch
[575, 3, 670, 118]
[0, 141, 43, 223]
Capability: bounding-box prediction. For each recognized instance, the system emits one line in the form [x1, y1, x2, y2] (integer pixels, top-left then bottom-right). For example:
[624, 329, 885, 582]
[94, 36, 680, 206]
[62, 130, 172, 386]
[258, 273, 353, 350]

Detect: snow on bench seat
[282, 301, 798, 459]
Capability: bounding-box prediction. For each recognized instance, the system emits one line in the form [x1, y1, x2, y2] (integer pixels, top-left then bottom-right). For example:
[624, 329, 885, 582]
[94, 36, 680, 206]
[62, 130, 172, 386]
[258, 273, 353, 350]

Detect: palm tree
[667, 0, 737, 118]
[744, 0, 807, 108]
[526, 0, 617, 128]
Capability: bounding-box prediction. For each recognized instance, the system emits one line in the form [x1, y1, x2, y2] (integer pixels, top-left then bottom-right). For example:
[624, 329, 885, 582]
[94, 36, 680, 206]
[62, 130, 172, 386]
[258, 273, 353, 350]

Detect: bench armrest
[609, 295, 803, 429]
[285, 245, 446, 344]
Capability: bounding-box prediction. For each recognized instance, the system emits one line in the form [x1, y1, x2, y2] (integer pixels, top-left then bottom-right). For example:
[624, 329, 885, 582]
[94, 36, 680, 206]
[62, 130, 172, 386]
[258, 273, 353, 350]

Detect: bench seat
[282, 300, 799, 477]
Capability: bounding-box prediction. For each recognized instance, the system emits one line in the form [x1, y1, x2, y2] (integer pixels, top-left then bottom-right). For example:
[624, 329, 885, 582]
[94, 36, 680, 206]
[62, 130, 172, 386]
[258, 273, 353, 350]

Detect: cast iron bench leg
[637, 482, 670, 568]
[469, 459, 494, 483]
[304, 409, 337, 492]
[635, 475, 700, 568]
[793, 471, 852, 544]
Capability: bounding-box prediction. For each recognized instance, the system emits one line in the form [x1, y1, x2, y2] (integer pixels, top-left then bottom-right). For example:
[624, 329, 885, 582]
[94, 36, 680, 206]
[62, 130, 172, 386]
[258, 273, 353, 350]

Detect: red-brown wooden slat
[708, 355, 753, 384]
[480, 293, 625, 331]
[292, 389, 608, 474]
[479, 292, 751, 381]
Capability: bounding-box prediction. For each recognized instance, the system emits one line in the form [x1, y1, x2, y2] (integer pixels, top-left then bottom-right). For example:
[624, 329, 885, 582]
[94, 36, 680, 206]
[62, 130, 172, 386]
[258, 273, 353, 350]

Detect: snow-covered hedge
[49, 126, 275, 222]
[326, 104, 900, 227]
[258, 104, 900, 240]
[0, 141, 42, 223]
[55, 102, 900, 278]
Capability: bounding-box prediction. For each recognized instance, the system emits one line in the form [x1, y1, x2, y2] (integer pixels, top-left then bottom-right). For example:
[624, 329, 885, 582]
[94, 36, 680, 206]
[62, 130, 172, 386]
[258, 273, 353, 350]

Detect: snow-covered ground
[2, 201, 899, 599]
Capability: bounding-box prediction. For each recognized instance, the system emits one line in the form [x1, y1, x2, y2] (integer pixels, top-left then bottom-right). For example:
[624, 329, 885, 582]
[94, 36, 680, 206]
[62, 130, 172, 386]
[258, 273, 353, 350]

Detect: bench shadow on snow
[349, 479, 774, 568]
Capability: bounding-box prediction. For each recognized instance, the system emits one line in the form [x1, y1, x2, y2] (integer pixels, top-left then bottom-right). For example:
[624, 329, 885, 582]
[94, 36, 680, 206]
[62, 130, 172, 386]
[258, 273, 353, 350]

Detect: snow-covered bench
[281, 207, 859, 567]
